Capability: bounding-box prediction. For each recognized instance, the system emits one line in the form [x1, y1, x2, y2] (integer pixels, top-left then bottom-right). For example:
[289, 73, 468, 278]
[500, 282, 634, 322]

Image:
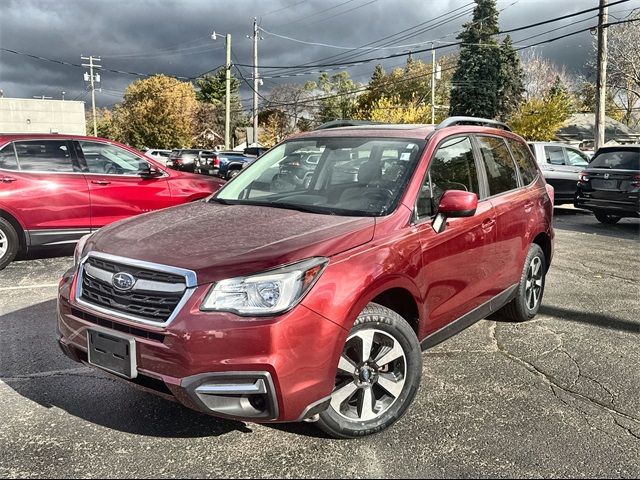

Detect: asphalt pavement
[0, 209, 638, 478]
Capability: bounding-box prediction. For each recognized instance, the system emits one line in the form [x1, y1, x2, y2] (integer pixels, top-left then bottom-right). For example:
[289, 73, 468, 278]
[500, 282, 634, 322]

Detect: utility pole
[431, 43, 436, 125]
[595, 0, 608, 150]
[252, 18, 259, 146]
[225, 34, 232, 150]
[81, 55, 101, 137]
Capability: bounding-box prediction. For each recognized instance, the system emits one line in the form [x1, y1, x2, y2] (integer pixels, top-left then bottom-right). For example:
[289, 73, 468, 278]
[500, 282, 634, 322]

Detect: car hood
[87, 201, 375, 284]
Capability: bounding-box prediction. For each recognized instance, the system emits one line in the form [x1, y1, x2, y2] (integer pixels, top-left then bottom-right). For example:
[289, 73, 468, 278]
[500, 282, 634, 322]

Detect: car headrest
[357, 160, 382, 184]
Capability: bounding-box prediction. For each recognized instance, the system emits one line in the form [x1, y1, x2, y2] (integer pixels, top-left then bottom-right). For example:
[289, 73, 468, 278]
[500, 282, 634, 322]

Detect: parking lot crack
[490, 323, 640, 430]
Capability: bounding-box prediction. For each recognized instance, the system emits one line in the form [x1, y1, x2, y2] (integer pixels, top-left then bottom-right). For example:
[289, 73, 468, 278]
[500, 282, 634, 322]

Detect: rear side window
[14, 140, 75, 172]
[507, 139, 538, 185]
[416, 136, 480, 219]
[0, 144, 19, 170]
[565, 149, 589, 167]
[477, 136, 519, 195]
[544, 146, 565, 165]
[590, 149, 640, 170]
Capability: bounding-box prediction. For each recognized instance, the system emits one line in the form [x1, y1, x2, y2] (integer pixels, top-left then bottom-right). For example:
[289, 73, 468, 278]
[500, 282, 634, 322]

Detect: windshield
[590, 148, 640, 170]
[213, 137, 426, 216]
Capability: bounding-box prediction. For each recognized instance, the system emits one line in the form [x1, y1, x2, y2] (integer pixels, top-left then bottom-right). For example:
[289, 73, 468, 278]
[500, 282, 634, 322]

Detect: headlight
[201, 257, 328, 316]
[74, 234, 92, 267]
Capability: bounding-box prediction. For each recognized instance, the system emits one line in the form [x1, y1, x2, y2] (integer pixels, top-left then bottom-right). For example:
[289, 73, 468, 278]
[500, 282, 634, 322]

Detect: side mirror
[140, 164, 163, 178]
[432, 190, 478, 233]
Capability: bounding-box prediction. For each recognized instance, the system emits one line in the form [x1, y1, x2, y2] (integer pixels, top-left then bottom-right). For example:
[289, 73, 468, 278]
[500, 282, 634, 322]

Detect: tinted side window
[544, 145, 565, 165]
[507, 139, 538, 185]
[416, 136, 479, 219]
[14, 140, 75, 172]
[0, 144, 19, 170]
[80, 141, 149, 175]
[477, 136, 519, 195]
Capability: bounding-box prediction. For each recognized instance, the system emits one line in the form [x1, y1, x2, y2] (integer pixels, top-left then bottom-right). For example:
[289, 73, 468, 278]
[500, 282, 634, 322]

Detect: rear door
[541, 145, 578, 202]
[75, 140, 173, 228]
[8, 139, 91, 245]
[475, 135, 530, 294]
[414, 135, 498, 332]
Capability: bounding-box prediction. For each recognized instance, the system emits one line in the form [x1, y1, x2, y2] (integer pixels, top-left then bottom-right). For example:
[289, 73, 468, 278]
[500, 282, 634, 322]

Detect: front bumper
[57, 270, 346, 423]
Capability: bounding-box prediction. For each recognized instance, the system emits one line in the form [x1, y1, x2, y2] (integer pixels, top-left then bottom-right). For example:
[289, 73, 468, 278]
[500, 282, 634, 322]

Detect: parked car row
[527, 140, 639, 224]
[164, 147, 268, 179]
[0, 134, 224, 269]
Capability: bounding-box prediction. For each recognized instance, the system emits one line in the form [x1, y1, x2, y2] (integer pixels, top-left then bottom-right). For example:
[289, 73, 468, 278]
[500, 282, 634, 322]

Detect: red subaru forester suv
[0, 134, 224, 269]
[57, 118, 554, 438]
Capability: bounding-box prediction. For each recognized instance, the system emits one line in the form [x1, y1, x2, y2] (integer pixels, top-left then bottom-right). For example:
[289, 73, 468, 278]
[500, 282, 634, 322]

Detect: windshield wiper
[268, 202, 335, 215]
[208, 197, 233, 205]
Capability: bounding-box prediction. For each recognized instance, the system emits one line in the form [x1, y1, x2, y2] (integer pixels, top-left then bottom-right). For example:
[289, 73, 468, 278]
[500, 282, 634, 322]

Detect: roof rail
[436, 116, 512, 132]
[314, 120, 387, 130]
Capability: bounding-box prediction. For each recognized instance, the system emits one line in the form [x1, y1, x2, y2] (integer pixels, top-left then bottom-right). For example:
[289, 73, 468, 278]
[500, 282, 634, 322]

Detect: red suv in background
[0, 134, 224, 269]
[57, 117, 554, 438]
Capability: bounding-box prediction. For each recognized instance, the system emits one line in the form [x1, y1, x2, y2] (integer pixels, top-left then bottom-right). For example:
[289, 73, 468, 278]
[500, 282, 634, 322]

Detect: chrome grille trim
[75, 252, 198, 328]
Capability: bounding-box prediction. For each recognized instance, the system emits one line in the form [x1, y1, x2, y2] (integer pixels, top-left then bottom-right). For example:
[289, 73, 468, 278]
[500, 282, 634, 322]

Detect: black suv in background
[575, 145, 640, 224]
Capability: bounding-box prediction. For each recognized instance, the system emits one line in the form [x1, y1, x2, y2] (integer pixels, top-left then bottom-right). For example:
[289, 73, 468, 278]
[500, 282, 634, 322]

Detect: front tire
[0, 217, 19, 270]
[498, 243, 546, 322]
[595, 212, 621, 224]
[316, 303, 422, 438]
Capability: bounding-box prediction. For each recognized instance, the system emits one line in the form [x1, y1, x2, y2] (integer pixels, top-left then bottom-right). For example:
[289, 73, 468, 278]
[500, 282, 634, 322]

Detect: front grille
[71, 307, 165, 342]
[79, 256, 188, 324]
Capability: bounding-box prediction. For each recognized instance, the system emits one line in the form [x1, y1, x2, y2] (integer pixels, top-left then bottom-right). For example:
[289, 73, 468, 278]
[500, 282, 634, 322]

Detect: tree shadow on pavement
[553, 207, 640, 241]
[538, 305, 640, 334]
[0, 299, 252, 438]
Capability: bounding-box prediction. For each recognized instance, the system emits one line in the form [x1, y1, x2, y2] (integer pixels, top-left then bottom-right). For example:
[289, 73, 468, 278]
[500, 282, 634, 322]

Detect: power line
[236, 0, 633, 71]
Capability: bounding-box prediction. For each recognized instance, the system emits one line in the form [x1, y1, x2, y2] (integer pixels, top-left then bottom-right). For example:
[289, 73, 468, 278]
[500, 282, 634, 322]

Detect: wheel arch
[342, 277, 425, 339]
[0, 208, 27, 252]
[532, 231, 552, 272]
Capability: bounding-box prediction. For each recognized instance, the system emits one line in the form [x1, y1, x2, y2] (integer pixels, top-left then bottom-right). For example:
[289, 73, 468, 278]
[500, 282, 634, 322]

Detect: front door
[415, 136, 497, 334]
[75, 140, 173, 228]
[9, 139, 91, 246]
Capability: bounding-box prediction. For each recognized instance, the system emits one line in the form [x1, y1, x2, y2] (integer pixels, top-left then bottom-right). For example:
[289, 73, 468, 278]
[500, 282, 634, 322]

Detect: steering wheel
[104, 163, 118, 175]
[362, 186, 395, 207]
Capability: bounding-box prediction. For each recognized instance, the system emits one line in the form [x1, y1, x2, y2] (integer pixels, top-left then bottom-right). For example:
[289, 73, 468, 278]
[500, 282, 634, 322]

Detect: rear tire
[0, 217, 19, 270]
[316, 303, 422, 439]
[227, 169, 241, 180]
[498, 243, 546, 323]
[595, 212, 621, 224]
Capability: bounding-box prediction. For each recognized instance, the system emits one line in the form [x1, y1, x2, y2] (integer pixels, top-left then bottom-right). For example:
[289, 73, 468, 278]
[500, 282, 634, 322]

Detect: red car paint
[0, 134, 224, 250]
[57, 123, 554, 424]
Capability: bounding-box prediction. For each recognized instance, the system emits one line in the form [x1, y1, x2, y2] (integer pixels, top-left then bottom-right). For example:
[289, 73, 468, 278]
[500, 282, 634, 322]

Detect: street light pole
[81, 55, 101, 137]
[431, 43, 436, 125]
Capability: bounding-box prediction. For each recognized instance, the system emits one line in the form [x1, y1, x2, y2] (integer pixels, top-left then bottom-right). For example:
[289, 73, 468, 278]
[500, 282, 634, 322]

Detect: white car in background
[142, 148, 172, 165]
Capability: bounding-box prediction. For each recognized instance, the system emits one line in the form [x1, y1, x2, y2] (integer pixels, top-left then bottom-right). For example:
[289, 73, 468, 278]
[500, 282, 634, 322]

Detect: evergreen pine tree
[496, 35, 524, 120]
[449, 0, 502, 118]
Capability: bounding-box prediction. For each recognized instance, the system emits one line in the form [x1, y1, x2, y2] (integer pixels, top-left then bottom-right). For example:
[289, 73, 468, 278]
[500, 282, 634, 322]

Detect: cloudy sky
[1, 0, 637, 109]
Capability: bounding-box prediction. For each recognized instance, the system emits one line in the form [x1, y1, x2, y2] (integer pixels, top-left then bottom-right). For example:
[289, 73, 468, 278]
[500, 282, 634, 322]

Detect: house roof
[557, 113, 640, 143]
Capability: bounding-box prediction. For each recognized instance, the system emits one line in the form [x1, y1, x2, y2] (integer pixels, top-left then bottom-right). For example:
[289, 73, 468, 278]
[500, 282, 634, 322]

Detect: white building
[0, 97, 86, 135]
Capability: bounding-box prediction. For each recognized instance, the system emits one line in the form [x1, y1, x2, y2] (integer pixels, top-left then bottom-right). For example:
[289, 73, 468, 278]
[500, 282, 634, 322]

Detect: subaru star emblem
[112, 272, 136, 291]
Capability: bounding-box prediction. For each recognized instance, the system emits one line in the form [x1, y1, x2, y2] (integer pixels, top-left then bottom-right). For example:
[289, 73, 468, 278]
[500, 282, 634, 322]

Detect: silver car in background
[528, 142, 591, 205]
[142, 148, 172, 166]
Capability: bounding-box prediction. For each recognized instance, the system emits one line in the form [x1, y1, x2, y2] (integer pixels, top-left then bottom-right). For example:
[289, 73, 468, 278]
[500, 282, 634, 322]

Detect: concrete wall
[0, 98, 86, 135]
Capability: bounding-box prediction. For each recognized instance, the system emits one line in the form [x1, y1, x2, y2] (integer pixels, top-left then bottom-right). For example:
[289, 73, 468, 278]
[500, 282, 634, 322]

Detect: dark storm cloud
[0, 0, 614, 106]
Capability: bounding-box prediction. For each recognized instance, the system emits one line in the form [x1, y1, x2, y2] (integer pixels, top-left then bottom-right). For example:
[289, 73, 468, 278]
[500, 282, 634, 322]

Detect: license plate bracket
[87, 329, 137, 379]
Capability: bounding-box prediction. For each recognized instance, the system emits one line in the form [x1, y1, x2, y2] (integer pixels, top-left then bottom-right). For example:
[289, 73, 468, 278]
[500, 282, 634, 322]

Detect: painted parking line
[0, 283, 59, 291]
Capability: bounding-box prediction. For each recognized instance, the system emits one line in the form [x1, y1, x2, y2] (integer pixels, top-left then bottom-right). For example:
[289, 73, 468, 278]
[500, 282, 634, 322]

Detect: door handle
[91, 180, 111, 186]
[524, 200, 534, 212]
[481, 218, 496, 232]
[0, 176, 16, 183]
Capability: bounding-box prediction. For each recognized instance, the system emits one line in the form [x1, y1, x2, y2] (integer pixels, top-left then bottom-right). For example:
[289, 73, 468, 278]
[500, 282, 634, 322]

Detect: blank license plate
[87, 330, 137, 379]
[594, 179, 618, 189]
